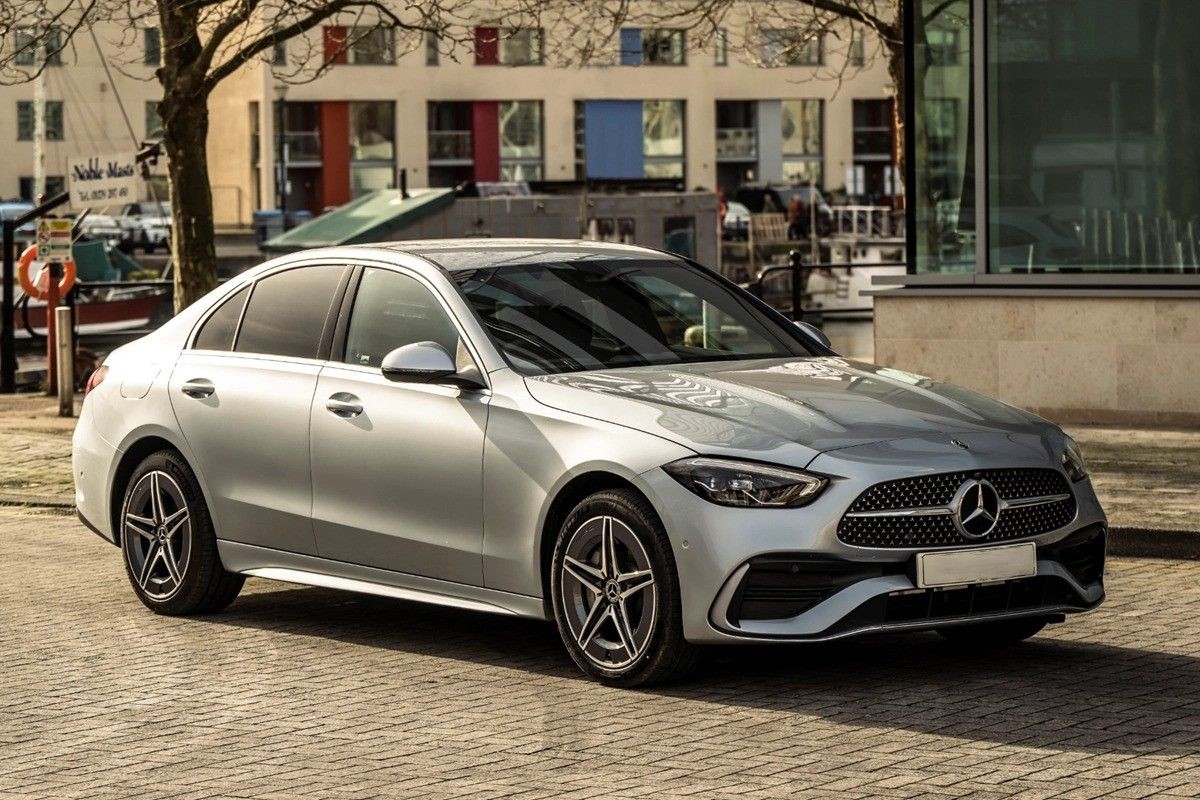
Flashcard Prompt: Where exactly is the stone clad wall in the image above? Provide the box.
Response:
[873,295,1200,426]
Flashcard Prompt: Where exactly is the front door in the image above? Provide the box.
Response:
[310,266,489,585]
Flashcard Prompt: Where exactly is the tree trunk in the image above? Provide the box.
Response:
[161,96,218,312]
[886,37,906,204]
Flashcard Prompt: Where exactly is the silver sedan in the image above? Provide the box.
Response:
[73,240,1106,686]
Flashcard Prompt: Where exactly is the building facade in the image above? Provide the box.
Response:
[1,15,897,225]
[873,0,1200,424]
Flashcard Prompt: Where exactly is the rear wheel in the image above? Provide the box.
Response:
[937,617,1048,646]
[550,489,700,688]
[120,450,243,615]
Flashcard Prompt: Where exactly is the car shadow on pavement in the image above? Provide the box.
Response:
[208,584,1200,757]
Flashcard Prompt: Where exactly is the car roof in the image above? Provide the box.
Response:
[342,238,681,272]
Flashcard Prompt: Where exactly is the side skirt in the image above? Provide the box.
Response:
[217,540,548,620]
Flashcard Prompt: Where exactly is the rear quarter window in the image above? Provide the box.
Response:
[193,285,249,351]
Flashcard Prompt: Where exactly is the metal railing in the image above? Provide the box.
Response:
[428,130,473,161]
[715,128,757,159]
[829,205,905,239]
[747,252,907,323]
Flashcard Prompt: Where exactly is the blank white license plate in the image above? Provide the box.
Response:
[915,543,1037,589]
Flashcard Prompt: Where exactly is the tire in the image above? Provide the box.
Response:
[119,450,243,615]
[550,489,701,688]
[937,617,1048,646]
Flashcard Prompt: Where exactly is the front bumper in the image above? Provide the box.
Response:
[638,440,1108,645]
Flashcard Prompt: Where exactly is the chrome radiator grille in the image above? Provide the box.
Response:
[837,468,1076,548]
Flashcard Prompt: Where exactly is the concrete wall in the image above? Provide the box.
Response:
[873,294,1200,426]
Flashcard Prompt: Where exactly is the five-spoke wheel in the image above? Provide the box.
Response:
[120,450,244,615]
[551,489,700,687]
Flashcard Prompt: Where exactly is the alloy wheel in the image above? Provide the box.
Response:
[123,470,192,601]
[560,515,658,670]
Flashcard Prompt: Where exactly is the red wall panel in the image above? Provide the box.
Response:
[319,101,351,208]
[474,27,498,65]
[471,101,500,182]
[323,27,348,65]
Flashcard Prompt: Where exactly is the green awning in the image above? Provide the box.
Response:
[261,188,455,253]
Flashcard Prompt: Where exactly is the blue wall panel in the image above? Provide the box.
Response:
[619,29,643,65]
[584,101,644,179]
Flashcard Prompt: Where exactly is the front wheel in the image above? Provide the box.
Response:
[120,450,243,615]
[937,617,1048,646]
[550,489,700,688]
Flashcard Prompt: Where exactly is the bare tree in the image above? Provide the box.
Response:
[0,1,544,309]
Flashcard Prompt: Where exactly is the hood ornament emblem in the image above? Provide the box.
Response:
[951,438,969,450]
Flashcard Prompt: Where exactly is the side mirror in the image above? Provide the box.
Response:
[381,342,457,383]
[380,342,486,391]
[794,320,832,350]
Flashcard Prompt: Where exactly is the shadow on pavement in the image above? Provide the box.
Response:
[207,584,1200,757]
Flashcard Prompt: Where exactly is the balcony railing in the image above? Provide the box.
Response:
[279,131,322,163]
[428,130,473,161]
[716,128,757,159]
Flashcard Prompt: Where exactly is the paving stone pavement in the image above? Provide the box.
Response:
[3,507,1200,799]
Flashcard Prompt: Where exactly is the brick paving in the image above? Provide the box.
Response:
[3,506,1200,799]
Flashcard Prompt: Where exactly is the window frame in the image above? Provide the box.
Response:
[17,100,64,141]
[187,264,353,363]
[330,263,489,385]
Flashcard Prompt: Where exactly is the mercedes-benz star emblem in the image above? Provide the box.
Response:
[951,438,969,450]
[952,479,1001,539]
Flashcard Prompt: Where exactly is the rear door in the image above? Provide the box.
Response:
[169,264,349,554]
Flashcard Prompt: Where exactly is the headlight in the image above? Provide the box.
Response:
[1062,436,1088,482]
[663,457,827,508]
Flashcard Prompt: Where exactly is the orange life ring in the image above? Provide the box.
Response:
[17,244,76,301]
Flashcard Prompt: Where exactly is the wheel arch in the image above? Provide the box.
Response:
[108,433,195,546]
[538,470,657,618]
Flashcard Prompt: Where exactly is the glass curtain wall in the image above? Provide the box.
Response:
[912,0,1200,274]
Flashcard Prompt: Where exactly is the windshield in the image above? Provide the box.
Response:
[452,257,814,375]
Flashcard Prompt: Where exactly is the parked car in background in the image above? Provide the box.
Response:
[0,200,36,241]
[722,201,751,240]
[118,201,171,253]
[76,213,125,247]
[74,240,1107,688]
[734,183,834,236]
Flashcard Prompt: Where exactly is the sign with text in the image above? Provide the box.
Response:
[36,218,73,263]
[68,152,139,209]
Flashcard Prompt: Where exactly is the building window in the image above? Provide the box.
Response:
[18,175,65,201]
[499,100,543,181]
[715,100,757,160]
[643,29,686,65]
[781,99,822,184]
[643,99,685,178]
[145,100,163,139]
[760,29,823,67]
[425,31,439,65]
[849,27,865,66]
[326,26,395,65]
[271,40,287,66]
[14,26,63,66]
[714,29,728,66]
[143,27,161,66]
[350,101,395,196]
[476,27,542,66]
[926,27,959,66]
[16,100,64,141]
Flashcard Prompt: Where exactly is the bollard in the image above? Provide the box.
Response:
[55,306,73,418]
[45,262,61,396]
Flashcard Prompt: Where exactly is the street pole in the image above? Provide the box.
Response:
[55,306,72,416]
[274,84,288,225]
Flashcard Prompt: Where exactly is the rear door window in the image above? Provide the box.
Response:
[193,285,249,351]
[235,265,345,359]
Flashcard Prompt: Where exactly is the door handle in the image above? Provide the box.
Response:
[325,393,363,418]
[181,379,215,398]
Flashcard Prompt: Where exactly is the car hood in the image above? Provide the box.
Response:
[524,357,1055,468]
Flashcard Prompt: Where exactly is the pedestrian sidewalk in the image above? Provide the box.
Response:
[0,395,1196,553]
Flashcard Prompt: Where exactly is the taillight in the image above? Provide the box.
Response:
[85,365,109,395]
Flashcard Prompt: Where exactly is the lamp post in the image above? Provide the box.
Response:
[274,83,288,221]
